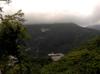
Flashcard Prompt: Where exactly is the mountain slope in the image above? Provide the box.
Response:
[87,24,100,30]
[41,36,100,74]
[25,23,100,57]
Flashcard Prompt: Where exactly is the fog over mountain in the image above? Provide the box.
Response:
[2,0,100,26]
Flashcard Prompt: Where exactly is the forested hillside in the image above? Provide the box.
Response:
[25,23,100,57]
[1,0,100,74]
[41,36,100,74]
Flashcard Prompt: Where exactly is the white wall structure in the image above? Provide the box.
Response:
[48,53,64,61]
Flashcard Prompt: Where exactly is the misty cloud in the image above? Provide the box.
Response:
[2,0,100,27]
[25,5,100,27]
[23,2,100,27]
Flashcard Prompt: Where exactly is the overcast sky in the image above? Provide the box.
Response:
[1,0,100,26]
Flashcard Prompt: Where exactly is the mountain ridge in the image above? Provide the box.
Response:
[24,23,100,57]
[87,24,100,30]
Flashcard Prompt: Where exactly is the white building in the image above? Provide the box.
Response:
[48,53,64,61]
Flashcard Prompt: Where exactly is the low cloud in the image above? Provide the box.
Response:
[2,0,100,27]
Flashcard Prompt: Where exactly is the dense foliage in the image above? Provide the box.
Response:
[25,24,100,57]
[0,15,100,73]
[0,10,31,74]
[41,36,100,74]
[0,1,100,73]
[0,9,52,74]
[0,13,100,73]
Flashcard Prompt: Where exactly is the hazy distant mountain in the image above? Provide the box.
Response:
[25,23,100,57]
[87,24,100,30]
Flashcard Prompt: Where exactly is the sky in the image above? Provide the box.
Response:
[1,0,100,26]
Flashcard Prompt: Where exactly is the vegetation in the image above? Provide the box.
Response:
[0,1,100,74]
[0,13,100,74]
[0,8,51,74]
[41,36,100,74]
[25,23,100,57]
[0,1,34,73]
[0,13,100,73]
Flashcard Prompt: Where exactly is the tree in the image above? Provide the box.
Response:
[0,10,26,56]
[0,1,34,74]
[0,6,30,74]
[41,36,100,74]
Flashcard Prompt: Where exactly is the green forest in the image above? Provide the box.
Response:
[1,0,100,74]
[0,10,100,74]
